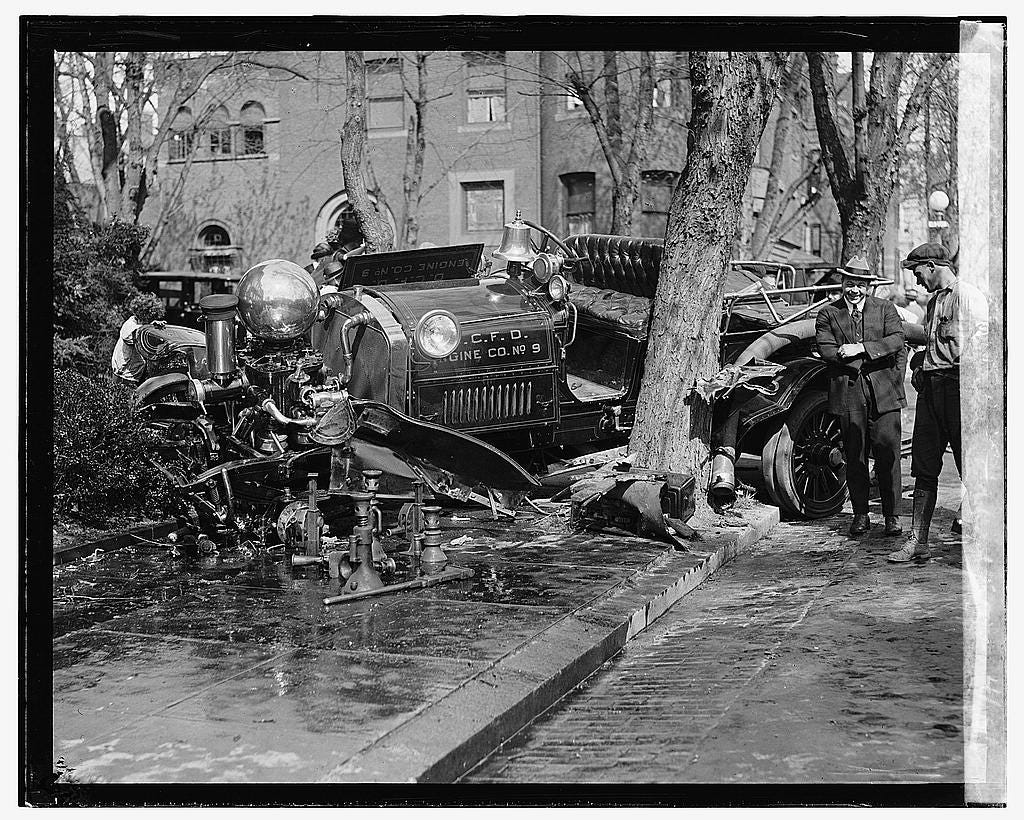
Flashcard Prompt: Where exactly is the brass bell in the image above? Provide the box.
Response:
[492,210,537,263]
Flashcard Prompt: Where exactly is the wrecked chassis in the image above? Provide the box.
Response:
[134,263,542,602]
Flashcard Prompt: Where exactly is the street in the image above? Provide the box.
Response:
[465,451,964,784]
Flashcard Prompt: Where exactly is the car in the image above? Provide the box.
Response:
[133,211,921,550]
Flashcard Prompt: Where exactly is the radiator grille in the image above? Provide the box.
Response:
[441,381,533,426]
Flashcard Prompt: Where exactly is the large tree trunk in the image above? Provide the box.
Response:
[341,52,394,253]
[629,51,788,483]
[807,50,951,265]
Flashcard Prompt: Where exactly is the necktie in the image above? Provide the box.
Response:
[851,308,862,342]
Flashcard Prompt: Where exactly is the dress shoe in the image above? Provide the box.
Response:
[887,535,929,563]
[849,514,871,536]
[883,516,903,536]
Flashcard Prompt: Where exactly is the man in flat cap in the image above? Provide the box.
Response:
[888,242,988,563]
[816,255,907,537]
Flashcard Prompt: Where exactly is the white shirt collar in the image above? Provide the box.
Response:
[845,296,866,312]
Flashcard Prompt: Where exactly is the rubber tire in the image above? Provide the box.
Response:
[767,389,848,519]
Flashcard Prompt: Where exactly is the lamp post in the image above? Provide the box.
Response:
[927,189,950,243]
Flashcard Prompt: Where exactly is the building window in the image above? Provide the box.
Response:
[208,105,232,156]
[369,96,404,130]
[462,181,505,232]
[465,50,507,124]
[653,78,673,108]
[463,50,505,66]
[240,101,266,155]
[639,170,679,238]
[168,106,195,161]
[366,54,399,74]
[561,172,595,236]
[810,224,822,256]
[467,89,506,123]
[189,224,240,274]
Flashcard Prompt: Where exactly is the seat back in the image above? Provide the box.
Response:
[562,234,664,298]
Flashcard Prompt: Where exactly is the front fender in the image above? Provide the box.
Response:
[735,356,827,440]
[134,372,192,408]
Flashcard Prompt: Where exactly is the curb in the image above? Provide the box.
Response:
[323,503,780,782]
[52,520,178,566]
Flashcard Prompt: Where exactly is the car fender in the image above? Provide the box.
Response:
[134,372,193,407]
[735,356,827,440]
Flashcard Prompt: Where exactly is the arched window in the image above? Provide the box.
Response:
[198,224,231,247]
[168,106,195,161]
[314,192,397,250]
[240,101,266,155]
[189,223,240,274]
[208,105,232,156]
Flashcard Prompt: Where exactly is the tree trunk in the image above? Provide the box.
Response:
[341,51,394,253]
[629,51,788,483]
[808,50,950,266]
[118,52,148,223]
[751,53,805,258]
[399,52,427,249]
[92,52,124,220]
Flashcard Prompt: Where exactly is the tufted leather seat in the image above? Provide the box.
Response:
[561,234,664,336]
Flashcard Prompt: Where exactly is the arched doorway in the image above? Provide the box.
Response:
[314,192,397,248]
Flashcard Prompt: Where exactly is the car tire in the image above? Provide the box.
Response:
[763,389,848,518]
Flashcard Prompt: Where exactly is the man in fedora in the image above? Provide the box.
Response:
[815,255,907,537]
[887,242,988,563]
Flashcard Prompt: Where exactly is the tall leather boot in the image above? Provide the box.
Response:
[887,487,937,563]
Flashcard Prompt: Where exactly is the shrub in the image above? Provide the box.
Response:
[53,368,175,522]
[53,164,157,376]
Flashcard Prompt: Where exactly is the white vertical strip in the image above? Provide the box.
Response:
[959,21,1005,805]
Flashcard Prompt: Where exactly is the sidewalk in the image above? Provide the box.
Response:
[52,502,778,784]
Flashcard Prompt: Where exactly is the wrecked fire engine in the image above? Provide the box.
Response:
[132,210,922,600]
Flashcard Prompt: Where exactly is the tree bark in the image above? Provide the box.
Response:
[807,50,951,265]
[341,51,394,253]
[118,52,147,223]
[567,51,656,235]
[629,51,788,482]
[750,53,806,258]
[399,52,428,249]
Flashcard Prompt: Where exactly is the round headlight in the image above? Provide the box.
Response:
[236,259,320,343]
[547,274,570,303]
[531,252,562,284]
[415,310,461,358]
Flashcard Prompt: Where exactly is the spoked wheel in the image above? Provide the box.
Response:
[760,389,848,518]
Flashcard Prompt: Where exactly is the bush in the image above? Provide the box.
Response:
[53,164,158,376]
[53,368,175,521]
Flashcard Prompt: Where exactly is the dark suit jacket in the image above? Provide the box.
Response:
[815,295,907,415]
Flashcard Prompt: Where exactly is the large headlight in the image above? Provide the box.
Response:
[531,252,564,284]
[236,259,320,343]
[415,310,461,358]
[547,274,570,303]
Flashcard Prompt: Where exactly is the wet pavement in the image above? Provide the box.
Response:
[464,451,965,784]
[52,504,776,783]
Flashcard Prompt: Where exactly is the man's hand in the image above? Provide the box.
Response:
[838,343,865,359]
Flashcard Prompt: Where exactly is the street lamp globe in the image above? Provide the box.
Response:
[928,190,950,212]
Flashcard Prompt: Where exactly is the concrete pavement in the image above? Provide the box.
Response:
[52,500,778,784]
[465,451,965,784]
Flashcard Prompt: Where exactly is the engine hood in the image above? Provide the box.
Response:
[363,277,557,375]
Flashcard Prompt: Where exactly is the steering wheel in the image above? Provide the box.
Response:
[522,219,584,262]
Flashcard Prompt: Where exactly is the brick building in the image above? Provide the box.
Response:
[142,50,842,275]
